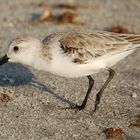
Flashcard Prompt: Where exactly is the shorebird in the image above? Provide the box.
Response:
[0,30,139,111]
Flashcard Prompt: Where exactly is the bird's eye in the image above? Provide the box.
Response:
[13,46,19,52]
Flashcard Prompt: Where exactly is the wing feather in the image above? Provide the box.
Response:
[42,30,140,64]
[59,31,134,64]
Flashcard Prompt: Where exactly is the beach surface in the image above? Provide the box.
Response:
[0,0,140,139]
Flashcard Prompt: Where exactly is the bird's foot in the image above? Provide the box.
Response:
[69,104,85,110]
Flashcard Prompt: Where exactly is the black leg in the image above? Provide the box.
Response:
[71,75,94,110]
[93,68,115,112]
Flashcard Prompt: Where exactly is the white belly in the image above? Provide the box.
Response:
[43,49,134,78]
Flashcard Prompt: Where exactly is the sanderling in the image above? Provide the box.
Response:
[0,30,140,112]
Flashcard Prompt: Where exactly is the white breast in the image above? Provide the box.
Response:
[33,45,134,78]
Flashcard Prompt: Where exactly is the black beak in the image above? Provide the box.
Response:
[0,55,9,65]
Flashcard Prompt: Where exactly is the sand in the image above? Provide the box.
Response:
[0,0,140,139]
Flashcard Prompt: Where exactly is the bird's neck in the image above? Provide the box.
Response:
[32,55,51,72]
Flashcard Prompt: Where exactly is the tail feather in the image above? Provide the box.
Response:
[126,46,140,52]
[119,34,140,50]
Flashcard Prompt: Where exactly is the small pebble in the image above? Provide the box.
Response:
[0,94,11,102]
[104,127,125,140]
[132,93,137,98]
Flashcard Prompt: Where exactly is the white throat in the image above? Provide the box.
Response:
[32,55,51,72]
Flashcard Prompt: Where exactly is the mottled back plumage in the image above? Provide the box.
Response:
[42,30,140,64]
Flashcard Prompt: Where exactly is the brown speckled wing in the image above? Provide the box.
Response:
[59,31,133,64]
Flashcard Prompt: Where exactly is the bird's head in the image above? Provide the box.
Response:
[0,37,42,66]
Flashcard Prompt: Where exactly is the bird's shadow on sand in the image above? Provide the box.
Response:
[0,63,75,106]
